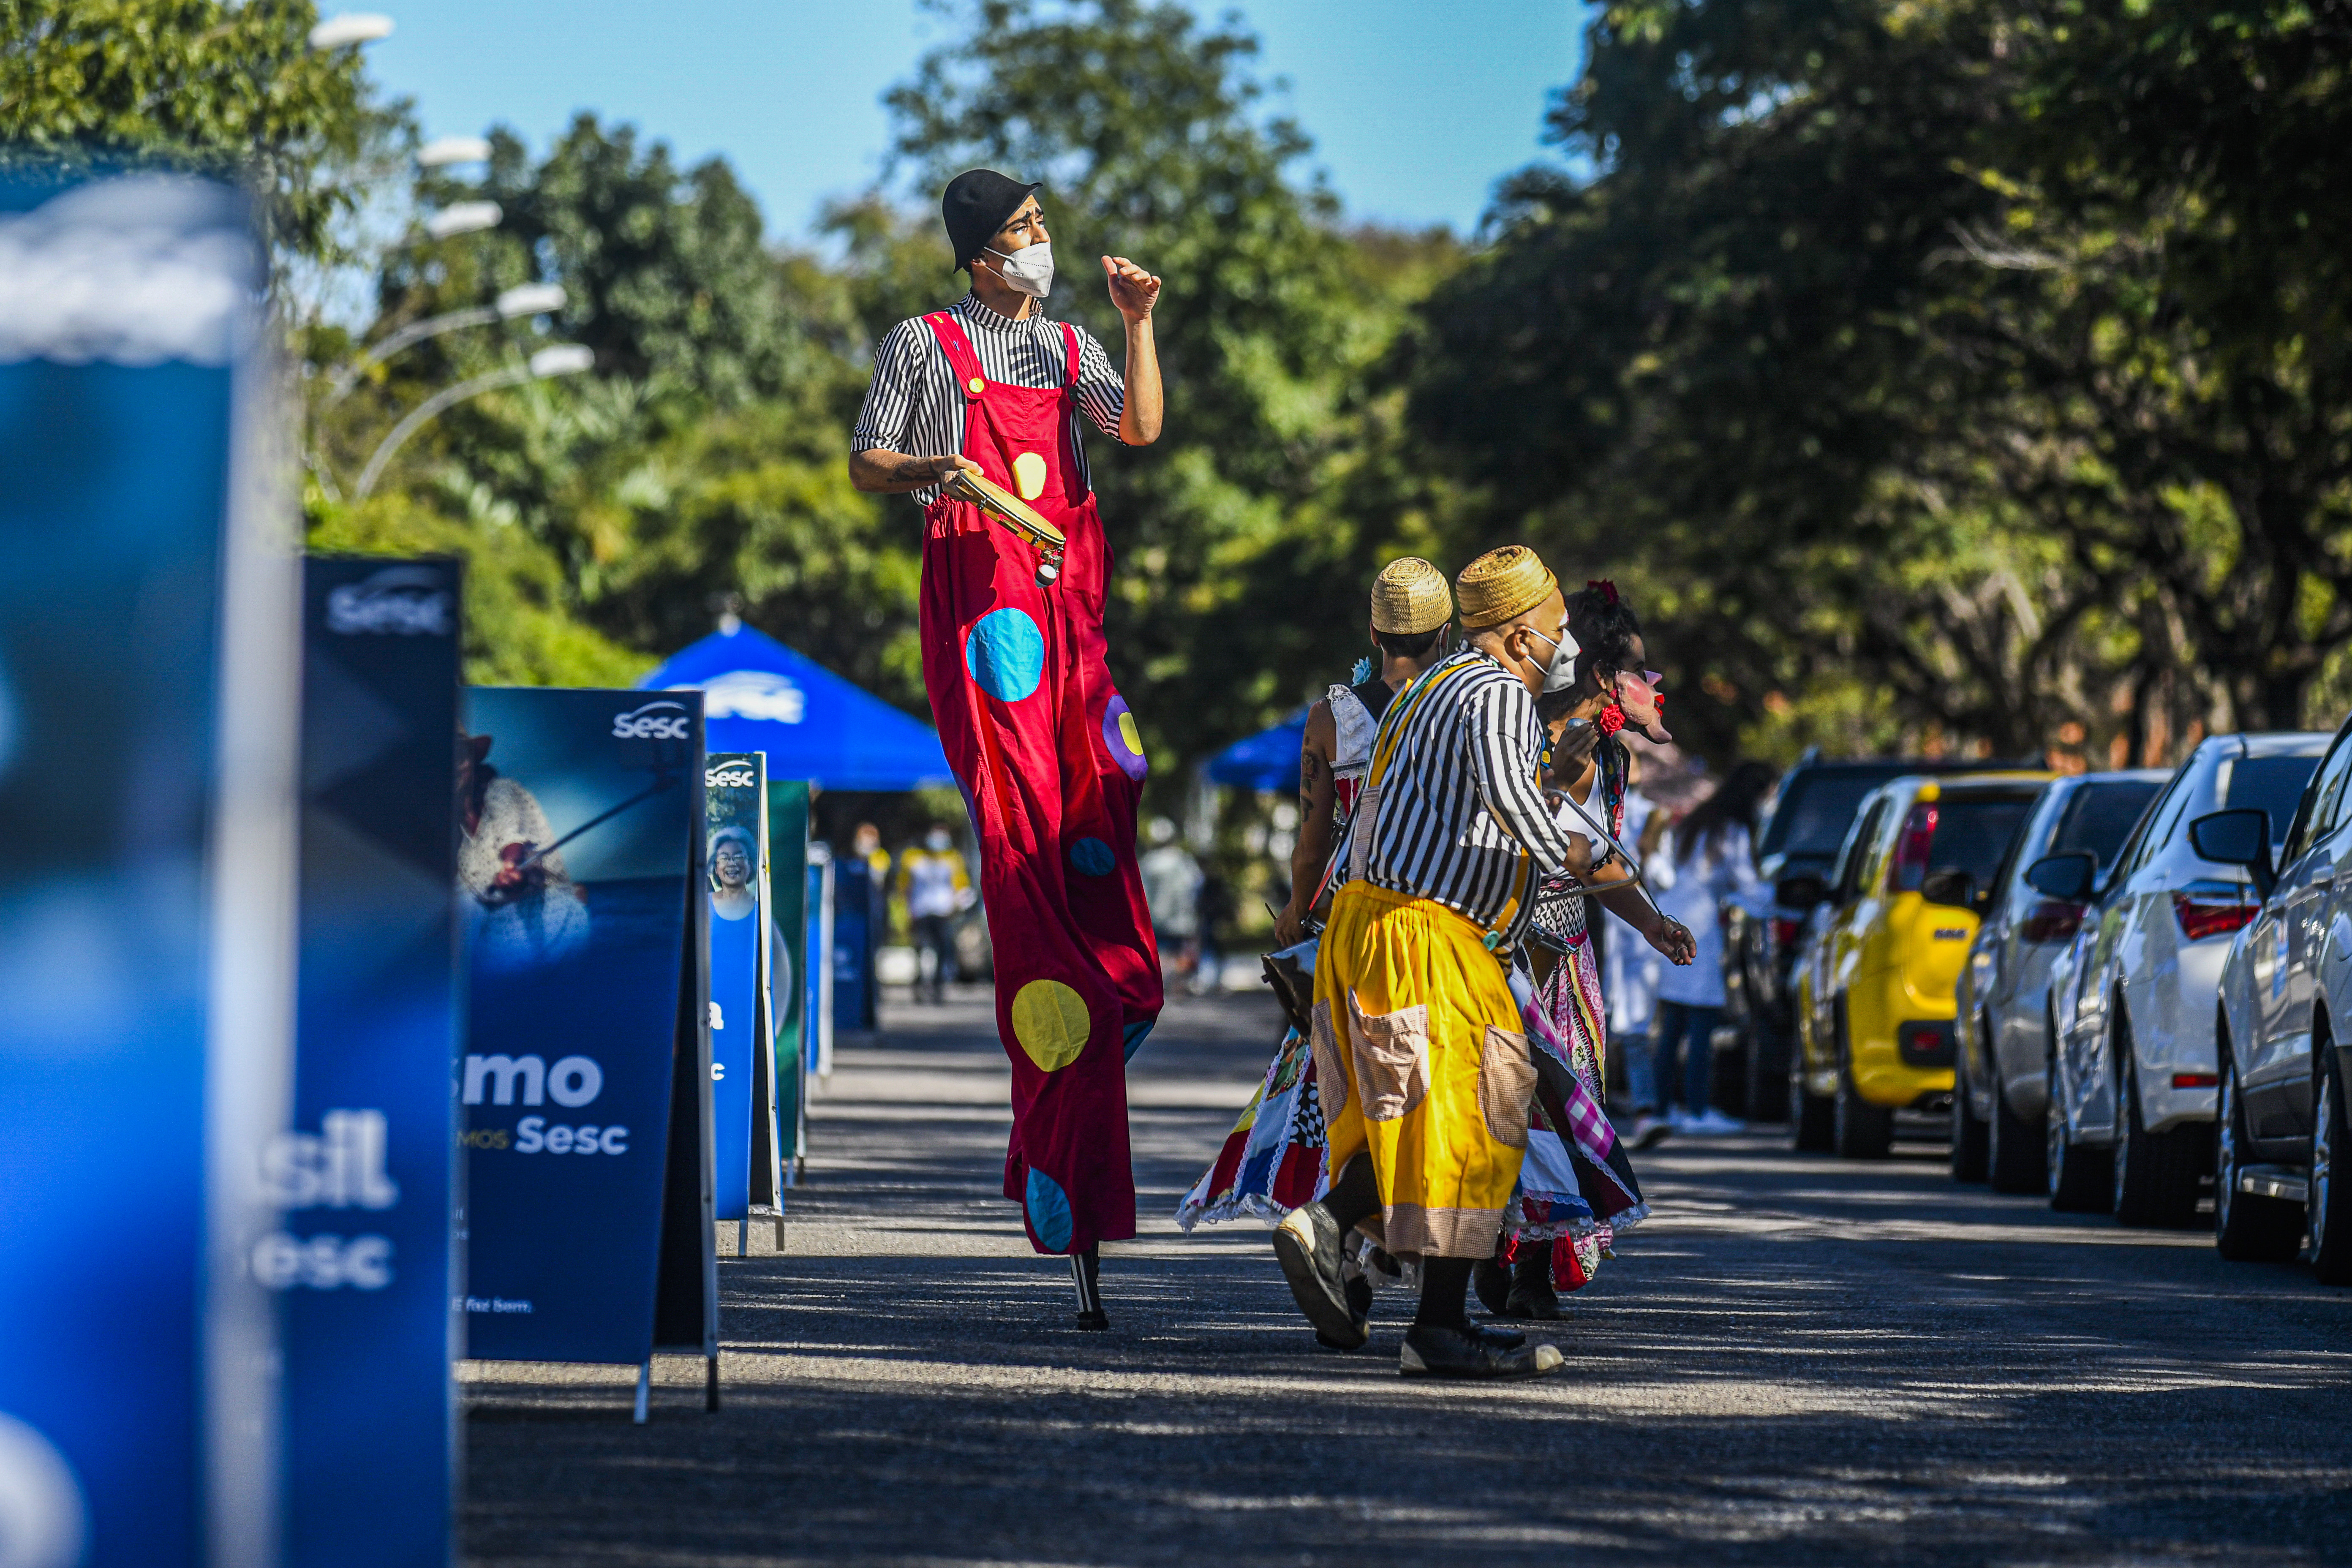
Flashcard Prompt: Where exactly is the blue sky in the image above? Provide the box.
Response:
[362,2,1590,244]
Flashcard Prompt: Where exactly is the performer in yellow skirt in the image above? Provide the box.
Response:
[1276,544,1654,1380]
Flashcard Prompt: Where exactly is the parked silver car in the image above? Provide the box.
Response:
[2205,710,2352,1278]
[2040,733,2328,1222]
[1953,770,2167,1192]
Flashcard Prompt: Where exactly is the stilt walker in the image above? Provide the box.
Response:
[850,170,1168,1328]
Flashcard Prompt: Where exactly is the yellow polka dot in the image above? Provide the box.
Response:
[1010,979,1091,1073]
[1118,711,1143,754]
[966,376,986,395]
[1012,450,1048,500]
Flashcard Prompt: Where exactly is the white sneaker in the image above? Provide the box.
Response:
[1665,1108,1698,1132]
[1686,1108,1746,1135]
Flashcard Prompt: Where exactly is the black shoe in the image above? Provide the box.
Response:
[1075,1307,1108,1331]
[1399,1323,1563,1380]
[1470,1321,1527,1350]
[1274,1203,1363,1348]
[1314,1273,1375,1351]
[1505,1250,1562,1320]
[1472,1256,1512,1317]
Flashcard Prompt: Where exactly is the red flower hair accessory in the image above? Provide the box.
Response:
[1586,579,1619,606]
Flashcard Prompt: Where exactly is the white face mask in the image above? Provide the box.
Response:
[1528,623,1582,694]
[985,240,1055,299]
[926,830,952,851]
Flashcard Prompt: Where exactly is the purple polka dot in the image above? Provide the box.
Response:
[1102,695,1148,782]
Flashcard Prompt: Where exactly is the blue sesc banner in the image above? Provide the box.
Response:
[0,176,298,1568]
[459,689,704,1364]
[705,752,767,1223]
[282,557,462,1567]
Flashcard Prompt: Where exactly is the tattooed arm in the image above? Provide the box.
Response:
[1274,698,1339,948]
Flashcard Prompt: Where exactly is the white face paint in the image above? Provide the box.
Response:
[985,240,1055,299]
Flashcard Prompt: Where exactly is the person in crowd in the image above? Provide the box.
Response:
[897,826,974,1006]
[1137,818,1202,980]
[851,822,891,890]
[1650,761,1778,1132]
[1272,557,1455,949]
[1274,546,1693,1380]
[849,169,1166,1327]
[1192,868,1234,995]
[1483,580,1691,1319]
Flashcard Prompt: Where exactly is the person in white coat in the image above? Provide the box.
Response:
[1651,762,1777,1132]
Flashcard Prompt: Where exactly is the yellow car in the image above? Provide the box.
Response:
[1789,772,2052,1157]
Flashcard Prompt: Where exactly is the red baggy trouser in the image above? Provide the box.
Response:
[915,311,1162,1255]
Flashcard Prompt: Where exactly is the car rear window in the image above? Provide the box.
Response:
[1929,797,2038,885]
[2049,780,2162,874]
[2222,754,2322,844]
[1763,770,1904,857]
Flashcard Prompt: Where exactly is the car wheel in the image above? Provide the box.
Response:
[1745,1019,1791,1125]
[2045,1048,2113,1212]
[2214,1028,2301,1261]
[1712,1022,1749,1119]
[1951,1014,1991,1182]
[1832,1002,1894,1159]
[1986,1043,2047,1194]
[2309,1047,2352,1285]
[1791,1057,1835,1152]
[2110,1022,2201,1228]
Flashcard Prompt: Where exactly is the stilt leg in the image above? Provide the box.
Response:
[705,1354,720,1413]
[632,1360,650,1425]
[1070,1244,1107,1331]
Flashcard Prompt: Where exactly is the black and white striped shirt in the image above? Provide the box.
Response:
[852,294,1127,506]
[1362,649,1582,945]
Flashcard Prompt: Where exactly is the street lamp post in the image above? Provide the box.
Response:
[327,283,567,403]
[352,345,596,500]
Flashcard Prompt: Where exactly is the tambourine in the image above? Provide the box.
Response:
[944,468,1068,587]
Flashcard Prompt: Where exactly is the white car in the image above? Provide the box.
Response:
[2040,732,2328,1223]
[2207,710,2352,1277]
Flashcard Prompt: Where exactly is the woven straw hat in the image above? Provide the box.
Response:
[1369,556,1452,636]
[1454,545,1557,630]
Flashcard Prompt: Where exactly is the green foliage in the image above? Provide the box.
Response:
[1411,0,2352,764]
[0,0,388,264]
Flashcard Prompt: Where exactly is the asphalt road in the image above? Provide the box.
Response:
[463,987,2352,1567]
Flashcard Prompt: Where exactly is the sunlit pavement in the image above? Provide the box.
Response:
[463,987,2352,1566]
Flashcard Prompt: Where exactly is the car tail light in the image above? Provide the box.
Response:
[2017,899,2084,944]
[1897,1019,1957,1066]
[1891,803,1937,892]
[2172,1072,2219,1089]
[2172,892,2256,942]
[1770,917,1803,950]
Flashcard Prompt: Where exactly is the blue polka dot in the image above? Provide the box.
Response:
[966,607,1045,703]
[1024,1167,1074,1253]
[1069,836,1116,877]
[1122,1019,1154,1062]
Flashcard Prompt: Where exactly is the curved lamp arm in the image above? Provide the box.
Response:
[327,283,566,404]
[352,344,593,499]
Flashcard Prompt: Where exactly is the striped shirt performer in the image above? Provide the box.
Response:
[1274,546,1600,1381]
[850,169,1166,1330]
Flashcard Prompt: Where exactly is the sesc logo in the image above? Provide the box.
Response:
[326,565,452,636]
[696,670,805,724]
[706,765,755,790]
[611,700,691,740]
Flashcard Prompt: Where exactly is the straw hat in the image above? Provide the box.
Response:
[1369,556,1452,636]
[1454,545,1557,630]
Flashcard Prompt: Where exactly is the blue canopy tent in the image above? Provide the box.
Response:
[640,622,953,791]
[1204,710,1307,791]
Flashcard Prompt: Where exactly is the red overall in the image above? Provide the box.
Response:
[916,311,1162,1256]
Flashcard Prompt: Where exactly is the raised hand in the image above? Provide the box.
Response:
[1102,255,1161,322]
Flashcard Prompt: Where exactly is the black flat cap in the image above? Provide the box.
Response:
[942,169,1042,273]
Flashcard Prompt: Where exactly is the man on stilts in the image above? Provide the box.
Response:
[851,170,1165,1329]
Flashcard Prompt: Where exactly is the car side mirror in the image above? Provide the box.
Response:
[2189,808,2276,899]
[1775,873,1829,910]
[2024,852,2095,903]
[1920,868,1976,909]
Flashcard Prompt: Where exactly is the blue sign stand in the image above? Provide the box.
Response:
[458,689,717,1419]
[283,558,463,1565]
[0,177,298,1568]
[705,752,779,1241]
